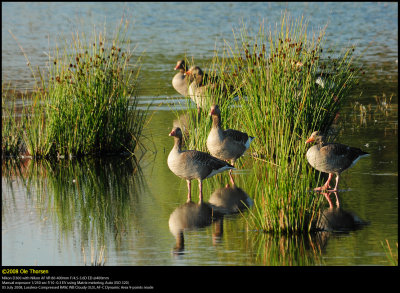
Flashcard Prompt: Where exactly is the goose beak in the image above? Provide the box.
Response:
[169,130,175,136]
[184,70,191,76]
[174,65,179,70]
[305,137,315,144]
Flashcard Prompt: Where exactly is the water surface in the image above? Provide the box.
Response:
[2,2,398,266]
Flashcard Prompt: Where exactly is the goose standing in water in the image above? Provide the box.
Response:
[306,131,369,192]
[168,127,234,202]
[207,105,255,178]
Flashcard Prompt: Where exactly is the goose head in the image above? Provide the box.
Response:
[174,60,187,72]
[185,66,204,79]
[209,104,221,116]
[169,127,183,138]
[306,131,325,144]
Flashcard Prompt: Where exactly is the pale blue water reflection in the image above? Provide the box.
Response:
[2,2,398,92]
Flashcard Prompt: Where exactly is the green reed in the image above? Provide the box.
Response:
[381,239,398,266]
[5,19,147,159]
[180,15,361,233]
[2,85,26,158]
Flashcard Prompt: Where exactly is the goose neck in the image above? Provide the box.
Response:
[212,114,222,129]
[174,136,183,151]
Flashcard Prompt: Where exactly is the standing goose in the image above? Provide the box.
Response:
[306,131,369,192]
[172,60,193,97]
[206,105,255,176]
[168,127,234,202]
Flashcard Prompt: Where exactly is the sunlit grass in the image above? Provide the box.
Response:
[179,14,361,234]
[381,239,398,266]
[3,18,148,159]
[1,85,26,157]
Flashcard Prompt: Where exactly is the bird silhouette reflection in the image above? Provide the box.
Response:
[168,178,252,254]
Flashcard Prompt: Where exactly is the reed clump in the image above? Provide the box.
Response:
[3,19,147,159]
[2,85,26,158]
[181,15,361,234]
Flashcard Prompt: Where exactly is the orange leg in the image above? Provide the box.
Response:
[314,173,333,191]
[198,179,203,203]
[332,174,340,192]
[186,180,192,202]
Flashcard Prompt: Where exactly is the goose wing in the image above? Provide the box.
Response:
[320,143,368,171]
[224,129,250,144]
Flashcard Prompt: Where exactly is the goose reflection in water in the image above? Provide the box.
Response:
[168,201,214,253]
[208,176,253,215]
[208,178,253,246]
[313,192,369,253]
[168,178,252,254]
[315,192,368,233]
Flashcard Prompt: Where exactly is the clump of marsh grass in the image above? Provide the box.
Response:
[225,16,360,159]
[7,19,147,159]
[1,85,29,158]
[180,15,361,234]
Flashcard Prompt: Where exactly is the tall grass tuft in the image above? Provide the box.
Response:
[224,16,360,158]
[6,19,147,159]
[2,85,26,158]
[180,15,361,233]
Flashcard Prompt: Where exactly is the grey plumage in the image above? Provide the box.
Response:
[172,60,193,97]
[185,65,220,109]
[207,104,255,166]
[168,127,234,202]
[306,131,369,191]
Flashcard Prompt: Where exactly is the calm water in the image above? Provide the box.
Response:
[2,2,398,266]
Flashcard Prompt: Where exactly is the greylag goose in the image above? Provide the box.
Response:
[206,105,255,174]
[172,59,194,97]
[168,127,234,202]
[185,65,234,115]
[185,66,217,108]
[306,131,369,192]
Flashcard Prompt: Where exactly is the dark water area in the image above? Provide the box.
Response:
[2,2,398,266]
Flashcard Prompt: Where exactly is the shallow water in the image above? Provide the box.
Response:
[2,98,397,266]
[1,2,398,266]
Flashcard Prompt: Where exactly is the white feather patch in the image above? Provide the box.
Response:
[245,137,255,150]
[349,153,370,169]
[206,166,235,179]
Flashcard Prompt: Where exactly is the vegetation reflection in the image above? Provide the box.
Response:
[3,156,145,265]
